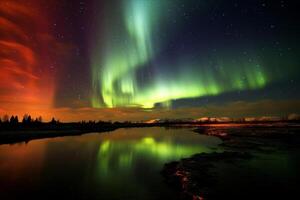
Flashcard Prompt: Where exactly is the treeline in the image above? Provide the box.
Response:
[0,114,62,132]
[0,114,59,125]
[0,114,156,133]
[0,115,122,144]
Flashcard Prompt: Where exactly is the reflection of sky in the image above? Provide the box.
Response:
[0,140,47,197]
[0,129,298,199]
[0,128,221,200]
[94,127,221,196]
[98,137,209,172]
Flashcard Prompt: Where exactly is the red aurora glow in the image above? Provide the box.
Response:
[0,0,60,117]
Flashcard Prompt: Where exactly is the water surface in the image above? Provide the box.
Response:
[0,127,221,200]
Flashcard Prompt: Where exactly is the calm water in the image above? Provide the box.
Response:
[0,127,221,200]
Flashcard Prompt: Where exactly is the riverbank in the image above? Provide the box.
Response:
[1,121,299,145]
[0,122,160,145]
[0,127,118,145]
[162,124,300,199]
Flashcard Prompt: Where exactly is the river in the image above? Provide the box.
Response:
[0,127,221,200]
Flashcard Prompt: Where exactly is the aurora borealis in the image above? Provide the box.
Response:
[0,1,56,115]
[91,0,160,108]
[1,0,300,121]
[90,0,269,108]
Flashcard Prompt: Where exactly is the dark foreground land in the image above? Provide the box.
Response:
[162,123,300,200]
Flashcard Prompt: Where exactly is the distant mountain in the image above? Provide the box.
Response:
[145,113,300,124]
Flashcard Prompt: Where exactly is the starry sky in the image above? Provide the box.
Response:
[0,0,300,121]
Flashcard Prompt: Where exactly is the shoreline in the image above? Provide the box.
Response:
[0,127,118,145]
[1,123,300,199]
[0,122,158,145]
[161,124,300,199]
[1,122,299,145]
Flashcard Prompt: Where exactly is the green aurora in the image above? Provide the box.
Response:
[90,0,296,109]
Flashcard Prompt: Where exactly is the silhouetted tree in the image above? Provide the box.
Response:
[22,114,32,124]
[34,116,42,124]
[10,116,15,123]
[15,116,19,123]
[50,117,57,125]
[9,115,15,124]
[9,116,19,124]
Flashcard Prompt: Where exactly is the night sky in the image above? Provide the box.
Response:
[0,0,300,121]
